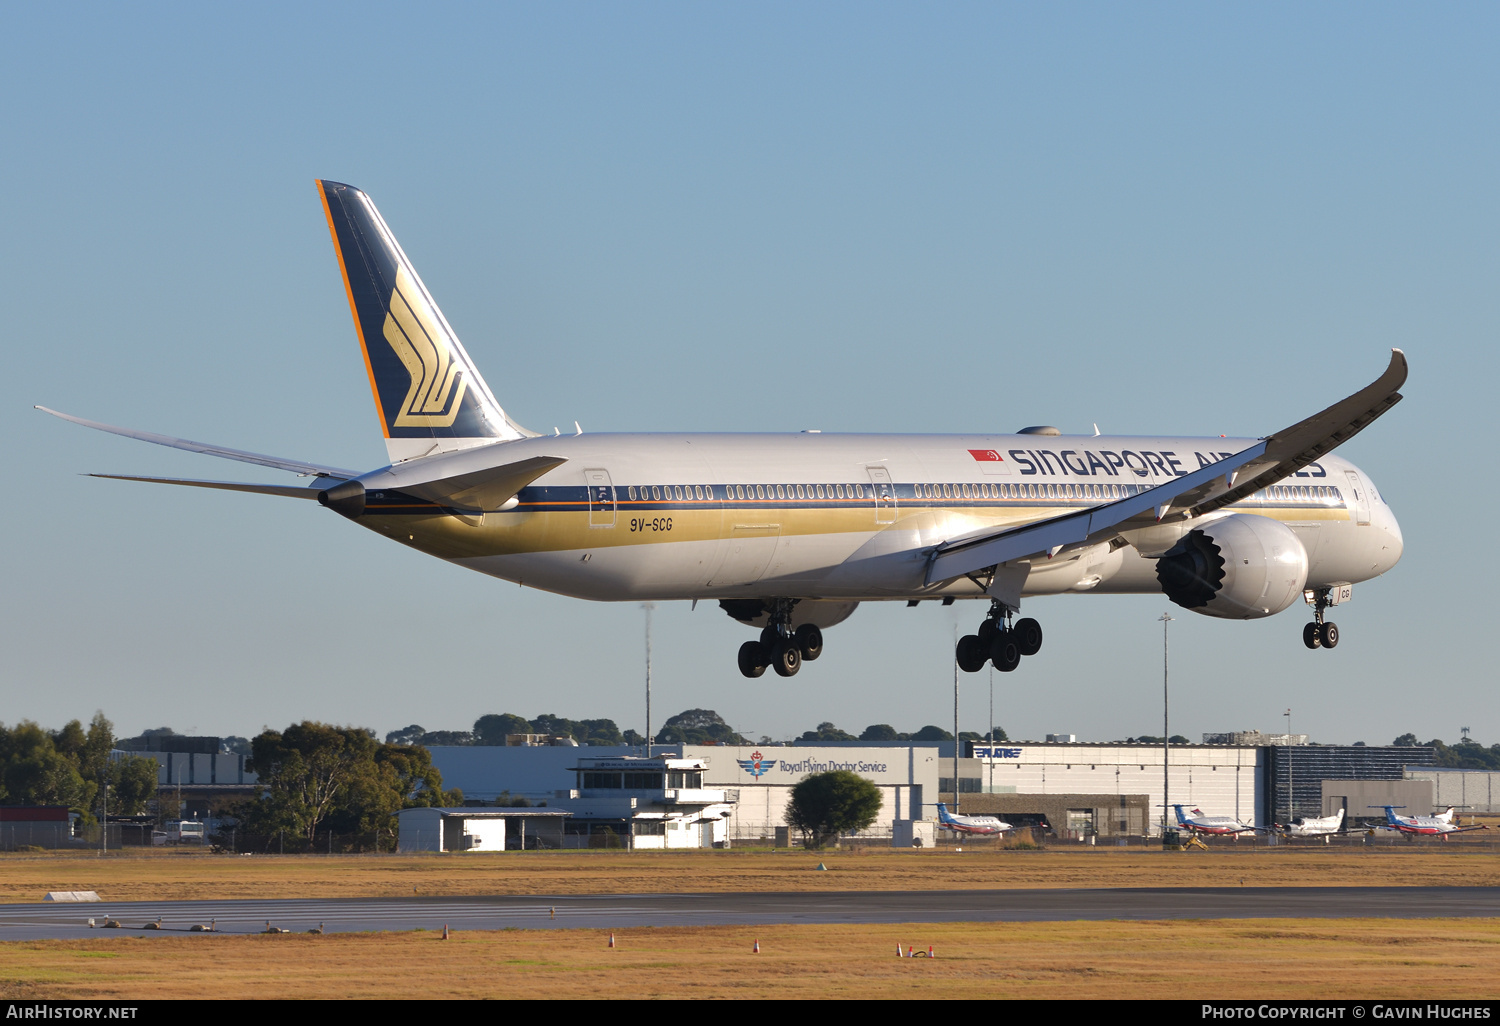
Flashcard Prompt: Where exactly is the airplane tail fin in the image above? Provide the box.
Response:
[316,180,534,463]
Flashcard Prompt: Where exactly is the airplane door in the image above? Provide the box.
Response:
[1343,470,1370,526]
[585,469,616,527]
[867,466,897,525]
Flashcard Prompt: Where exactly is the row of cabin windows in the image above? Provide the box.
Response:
[919,481,1149,501]
[1255,484,1343,505]
[619,481,1345,506]
[580,770,705,789]
[627,484,868,502]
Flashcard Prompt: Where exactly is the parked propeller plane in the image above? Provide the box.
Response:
[1173,805,1262,839]
[1374,806,1490,840]
[936,803,1014,836]
[40,181,1407,678]
[1275,808,1345,840]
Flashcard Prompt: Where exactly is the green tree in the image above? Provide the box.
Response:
[108,756,160,816]
[785,770,883,849]
[245,722,459,851]
[910,725,953,742]
[655,709,748,745]
[1392,733,1420,747]
[859,724,905,741]
[0,721,94,811]
[247,723,380,846]
[80,713,115,783]
[473,713,533,745]
[385,724,428,746]
[577,718,623,746]
[795,722,858,744]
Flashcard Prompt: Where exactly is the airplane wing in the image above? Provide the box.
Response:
[925,349,1407,586]
[86,474,325,499]
[393,455,569,512]
[37,407,360,480]
[317,452,570,519]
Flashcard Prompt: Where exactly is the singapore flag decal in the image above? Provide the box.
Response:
[967,449,1003,462]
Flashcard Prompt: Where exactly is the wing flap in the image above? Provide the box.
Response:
[925,349,1406,585]
[37,407,359,480]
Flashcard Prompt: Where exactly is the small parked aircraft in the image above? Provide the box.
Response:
[1274,808,1344,840]
[1172,804,1261,838]
[1373,806,1489,840]
[935,803,1013,836]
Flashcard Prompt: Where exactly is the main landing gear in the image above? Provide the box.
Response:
[738,599,823,678]
[1303,587,1339,650]
[956,603,1043,673]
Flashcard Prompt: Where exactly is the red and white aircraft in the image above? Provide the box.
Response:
[1173,805,1261,838]
[1375,806,1489,839]
[936,803,1013,836]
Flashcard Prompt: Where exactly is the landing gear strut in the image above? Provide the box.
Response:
[957,602,1043,673]
[1303,588,1339,650]
[736,599,825,678]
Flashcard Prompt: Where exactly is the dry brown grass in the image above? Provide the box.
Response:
[2,844,1497,904]
[2,918,1497,1000]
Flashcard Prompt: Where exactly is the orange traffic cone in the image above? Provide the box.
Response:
[928,945,934,958]
[896,943,903,958]
[753,939,760,953]
[906,945,913,958]
[608,932,616,948]
[442,924,449,940]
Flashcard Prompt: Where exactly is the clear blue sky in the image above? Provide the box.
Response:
[3,3,1495,746]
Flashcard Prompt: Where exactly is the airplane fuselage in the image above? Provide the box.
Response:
[355,432,1402,608]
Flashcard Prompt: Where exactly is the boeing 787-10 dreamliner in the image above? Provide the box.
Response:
[40,181,1406,679]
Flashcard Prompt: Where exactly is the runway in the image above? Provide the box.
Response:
[1,887,1496,940]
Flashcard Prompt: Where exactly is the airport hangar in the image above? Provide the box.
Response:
[422,737,1439,845]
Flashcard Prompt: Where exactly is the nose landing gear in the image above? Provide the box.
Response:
[1303,588,1339,650]
[957,603,1043,673]
[736,600,824,678]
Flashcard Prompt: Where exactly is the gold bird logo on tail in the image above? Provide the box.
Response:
[383,265,468,427]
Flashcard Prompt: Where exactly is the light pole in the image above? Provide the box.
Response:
[1160,611,1174,838]
[642,603,655,758]
[988,665,995,795]
[952,624,960,815]
[1284,707,1293,826]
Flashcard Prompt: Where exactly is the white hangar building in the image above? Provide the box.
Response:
[427,743,940,843]
[967,742,1260,835]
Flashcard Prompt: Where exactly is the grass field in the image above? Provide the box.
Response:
[2,918,1497,1000]
[1,844,1497,904]
[5,846,1495,1000]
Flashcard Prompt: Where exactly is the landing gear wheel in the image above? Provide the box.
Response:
[1303,622,1322,650]
[1319,622,1339,649]
[956,635,986,673]
[771,639,802,677]
[1013,618,1043,657]
[794,623,823,661]
[738,641,769,678]
[989,632,1021,673]
[977,618,999,646]
[760,624,780,648]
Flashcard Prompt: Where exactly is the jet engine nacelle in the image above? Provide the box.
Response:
[1155,514,1309,619]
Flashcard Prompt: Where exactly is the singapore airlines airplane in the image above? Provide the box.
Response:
[39,181,1407,680]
